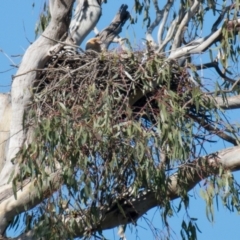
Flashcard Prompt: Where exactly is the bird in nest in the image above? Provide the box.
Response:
[85,37,102,53]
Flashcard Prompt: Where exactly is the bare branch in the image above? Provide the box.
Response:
[69,0,102,46]
[215,95,240,110]
[169,18,240,59]
[0,171,62,233]
[96,4,130,51]
[93,26,129,51]
[195,61,236,84]
[145,0,161,46]
[189,114,239,146]
[171,0,200,51]
[211,4,235,32]
[156,0,174,46]
[158,4,184,52]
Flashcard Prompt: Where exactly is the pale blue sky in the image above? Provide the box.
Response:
[0,1,240,239]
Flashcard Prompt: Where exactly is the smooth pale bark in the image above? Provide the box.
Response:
[216,95,240,110]
[69,0,102,46]
[0,0,75,186]
[0,146,239,239]
[0,1,126,237]
[169,19,240,59]
[0,94,11,173]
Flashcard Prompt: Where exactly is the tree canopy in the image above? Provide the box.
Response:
[0,0,240,239]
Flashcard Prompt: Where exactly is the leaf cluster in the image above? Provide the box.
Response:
[13,48,223,237]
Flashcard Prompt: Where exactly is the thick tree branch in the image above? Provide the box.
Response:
[0,0,75,186]
[145,0,174,47]
[158,3,184,53]
[215,95,240,110]
[0,171,62,234]
[2,2,240,239]
[195,61,236,84]
[69,0,102,46]
[3,146,240,239]
[96,4,130,51]
[171,0,200,51]
[169,19,240,59]
[75,146,240,236]
[189,114,239,146]
[211,4,235,33]
[156,0,174,46]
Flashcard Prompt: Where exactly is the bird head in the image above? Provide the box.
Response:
[85,37,102,53]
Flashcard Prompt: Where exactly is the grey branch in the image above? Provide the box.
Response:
[145,0,163,46]
[171,0,200,51]
[195,61,236,84]
[69,0,102,46]
[215,95,240,110]
[169,18,240,59]
[211,3,235,33]
[189,114,239,146]
[156,0,174,46]
[96,4,130,51]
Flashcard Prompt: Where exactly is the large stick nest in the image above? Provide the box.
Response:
[33,48,197,123]
[18,49,216,212]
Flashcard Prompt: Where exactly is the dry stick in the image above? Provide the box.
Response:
[36,59,98,96]
[41,34,84,51]
[12,65,76,79]
[12,69,49,79]
[206,79,240,96]
[211,3,236,33]
[189,114,238,146]
[194,61,237,84]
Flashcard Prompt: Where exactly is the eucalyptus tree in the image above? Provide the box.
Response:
[1,0,240,239]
